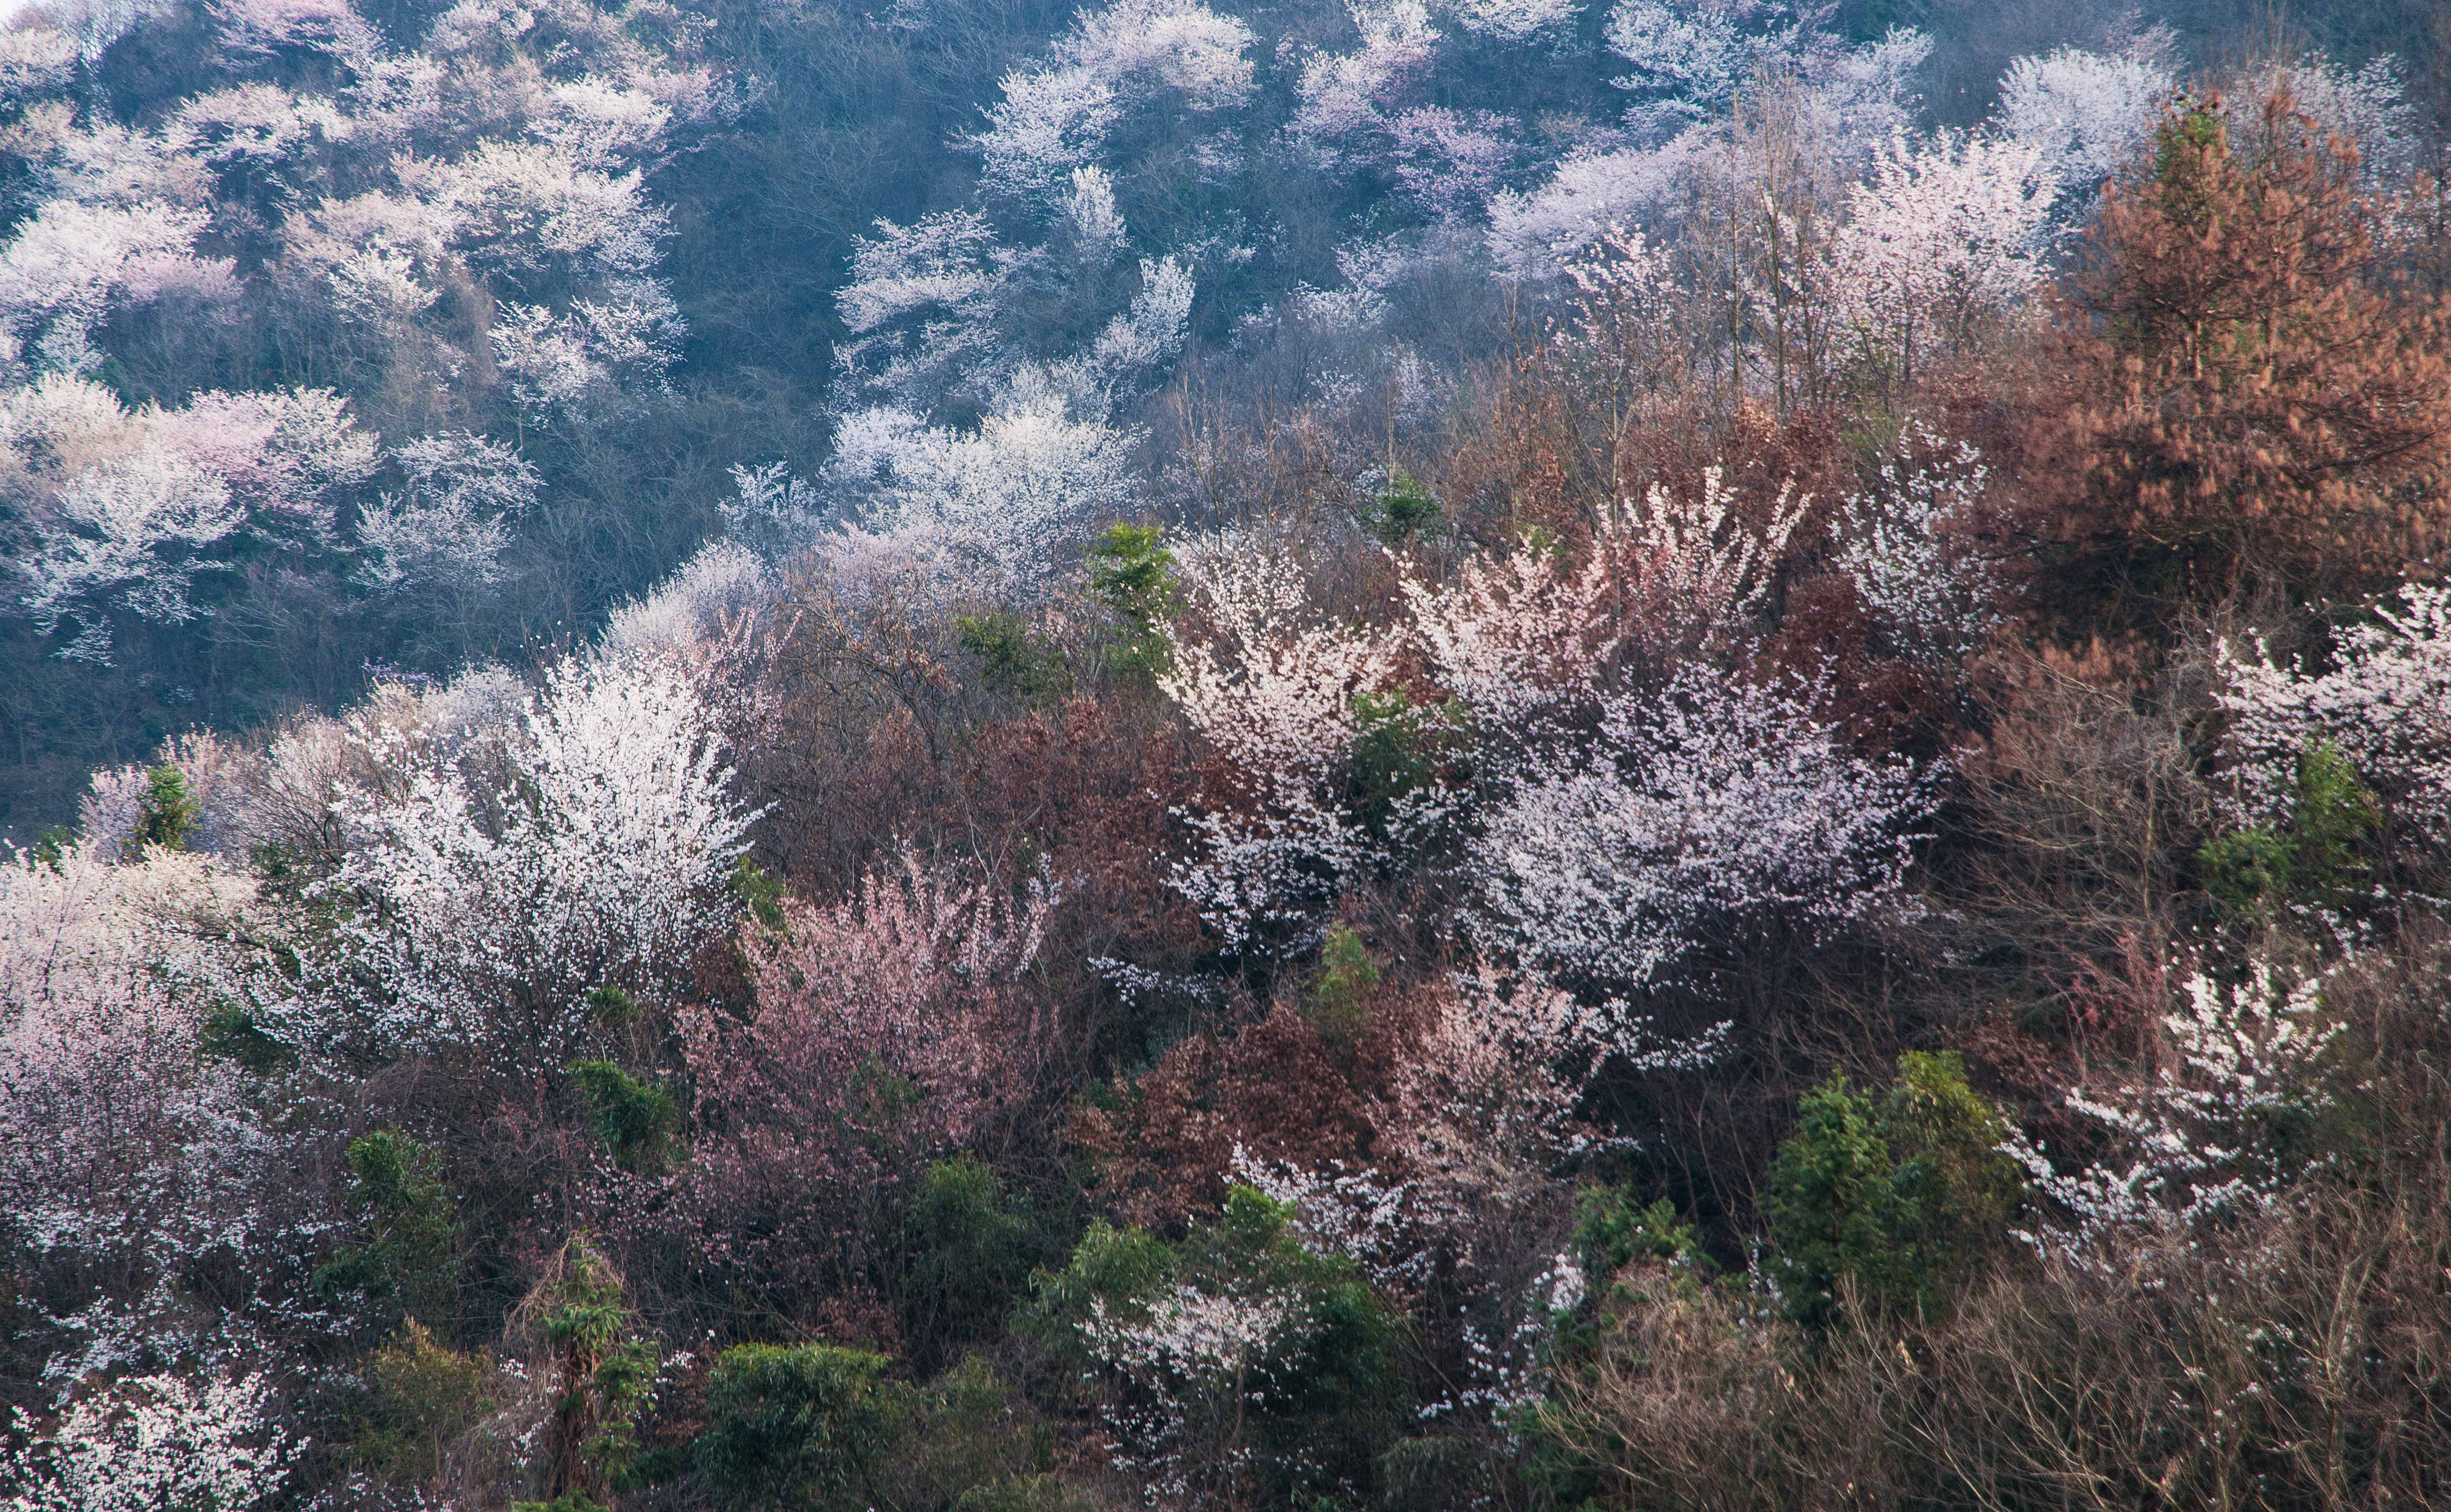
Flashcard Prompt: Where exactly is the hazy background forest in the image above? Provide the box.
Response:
[4,0,2451,1507]
[0,0,2441,835]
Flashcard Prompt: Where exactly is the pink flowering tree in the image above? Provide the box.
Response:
[677,847,1051,1305]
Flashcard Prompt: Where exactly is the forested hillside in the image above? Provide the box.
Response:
[3,0,2451,1506]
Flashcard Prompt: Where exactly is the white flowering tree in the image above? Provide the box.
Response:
[287,654,757,1079]
[0,0,725,661]
[2,1368,298,1512]
[823,378,1146,597]
[1472,669,1932,991]
[9,376,377,662]
[1832,423,2002,664]
[2215,582,2451,837]
[1827,131,2054,387]
[0,840,302,1512]
[1161,531,1397,951]
[1604,0,1815,141]
[353,431,542,595]
[1996,43,2176,195]
[2012,954,2343,1260]
[1163,539,1398,942]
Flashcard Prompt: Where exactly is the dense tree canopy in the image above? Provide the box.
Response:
[3,0,2451,1508]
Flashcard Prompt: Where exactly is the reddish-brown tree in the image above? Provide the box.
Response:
[2015,89,2451,626]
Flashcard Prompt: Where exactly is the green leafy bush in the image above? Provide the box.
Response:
[1087,523,1181,682]
[697,1344,904,1512]
[1366,468,1444,545]
[957,612,1072,703]
[567,1060,677,1173]
[316,1130,462,1334]
[131,765,199,851]
[903,1157,1038,1362]
[1763,1054,2020,1326]
[530,1239,660,1501]
[2201,740,2380,913]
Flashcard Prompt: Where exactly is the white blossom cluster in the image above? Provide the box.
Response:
[0,0,726,653]
[1828,131,2054,382]
[2215,582,2451,835]
[823,375,1149,597]
[2,1368,297,1512]
[1602,0,1813,140]
[1161,533,1397,950]
[0,842,269,1270]
[2015,955,2342,1259]
[8,377,376,661]
[1472,669,1931,989]
[1997,40,2176,194]
[1488,25,1930,276]
[1161,468,1934,981]
[287,654,758,1077]
[1834,423,2002,662]
[0,842,301,1511]
[1079,1281,1301,1506]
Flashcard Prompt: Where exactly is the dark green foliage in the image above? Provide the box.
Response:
[1365,468,1444,545]
[30,824,71,870]
[1347,690,1457,839]
[957,613,1072,704]
[584,985,640,1026]
[1572,1188,1709,1289]
[1308,923,1379,1042]
[1763,1055,2022,1327]
[899,1357,1066,1511]
[950,1474,1093,1512]
[1087,524,1181,681]
[316,1130,462,1334]
[697,1344,903,1512]
[732,857,787,931]
[2201,740,2381,913]
[129,765,199,852]
[566,1061,677,1173]
[903,1158,1036,1362]
[1761,1074,1905,1328]
[362,1318,494,1485]
[534,1239,660,1499]
[1878,1053,2023,1302]
[199,1002,296,1072]
[512,1496,609,1512]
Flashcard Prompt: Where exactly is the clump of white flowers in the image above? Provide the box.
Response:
[1472,669,1931,990]
[2215,582,2451,835]
[2015,954,2342,1259]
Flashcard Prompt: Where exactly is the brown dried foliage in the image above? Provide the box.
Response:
[2012,88,2451,625]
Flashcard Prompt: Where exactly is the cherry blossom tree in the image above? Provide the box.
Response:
[1997,43,2176,195]
[1828,131,2054,387]
[1605,0,1816,142]
[1161,532,1397,950]
[2011,952,2342,1259]
[823,379,1145,596]
[1832,423,2002,664]
[677,847,1050,1302]
[1472,669,1932,990]
[2215,583,2451,836]
[3,1368,298,1512]
[288,655,756,1078]
[974,0,1255,206]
